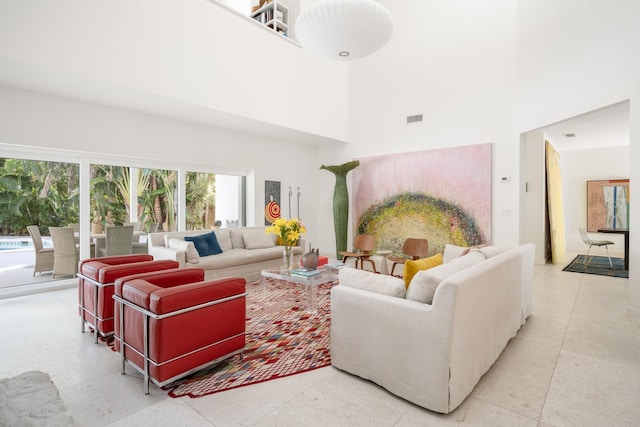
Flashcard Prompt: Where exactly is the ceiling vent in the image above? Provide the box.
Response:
[406,114,423,124]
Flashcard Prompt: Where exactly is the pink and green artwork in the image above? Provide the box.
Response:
[353,144,492,256]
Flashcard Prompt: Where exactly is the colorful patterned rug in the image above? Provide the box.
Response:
[563,255,628,278]
[164,277,336,398]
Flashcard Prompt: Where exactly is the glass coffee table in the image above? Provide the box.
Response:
[261,267,339,314]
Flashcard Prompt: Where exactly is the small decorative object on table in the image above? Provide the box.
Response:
[266,217,306,271]
[302,244,320,270]
[324,261,346,273]
[290,267,322,278]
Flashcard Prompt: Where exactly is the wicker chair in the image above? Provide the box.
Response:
[99,225,134,257]
[27,225,54,276]
[49,226,79,278]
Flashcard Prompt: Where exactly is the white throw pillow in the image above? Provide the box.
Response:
[477,245,505,259]
[168,238,200,263]
[164,234,183,248]
[243,230,275,249]
[339,267,406,298]
[407,251,486,304]
[443,244,470,263]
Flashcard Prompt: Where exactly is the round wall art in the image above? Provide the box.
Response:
[356,192,484,256]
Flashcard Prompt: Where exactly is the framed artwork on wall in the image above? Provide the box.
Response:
[264,180,281,225]
[587,179,630,232]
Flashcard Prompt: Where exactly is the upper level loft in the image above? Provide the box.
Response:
[215,0,301,42]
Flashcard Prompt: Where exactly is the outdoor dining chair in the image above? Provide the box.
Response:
[27,225,54,276]
[49,226,79,278]
[99,225,134,257]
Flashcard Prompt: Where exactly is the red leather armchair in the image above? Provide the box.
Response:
[78,254,179,343]
[113,268,246,394]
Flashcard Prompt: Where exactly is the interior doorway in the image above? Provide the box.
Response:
[520,101,630,265]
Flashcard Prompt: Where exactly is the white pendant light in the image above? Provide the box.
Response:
[295,0,394,61]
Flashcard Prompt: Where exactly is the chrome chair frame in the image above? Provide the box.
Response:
[114,292,247,394]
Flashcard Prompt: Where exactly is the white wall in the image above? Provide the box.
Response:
[313,0,640,312]
[315,0,519,257]
[0,0,348,142]
[0,85,323,247]
[1,0,638,312]
[516,0,640,313]
[522,132,548,264]
[560,145,629,256]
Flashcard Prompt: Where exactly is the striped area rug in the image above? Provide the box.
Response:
[165,277,336,398]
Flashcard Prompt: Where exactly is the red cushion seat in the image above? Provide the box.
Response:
[77,254,179,343]
[113,268,246,394]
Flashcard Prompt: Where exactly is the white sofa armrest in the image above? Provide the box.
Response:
[331,284,453,413]
[148,246,186,267]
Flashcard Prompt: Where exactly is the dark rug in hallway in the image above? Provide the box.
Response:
[563,255,628,278]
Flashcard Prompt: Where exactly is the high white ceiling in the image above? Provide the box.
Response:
[542,101,630,152]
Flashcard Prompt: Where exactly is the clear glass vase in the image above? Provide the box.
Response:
[282,245,294,271]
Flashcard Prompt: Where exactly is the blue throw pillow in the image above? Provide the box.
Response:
[184,231,223,257]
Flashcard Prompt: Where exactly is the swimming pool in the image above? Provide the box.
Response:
[0,237,53,251]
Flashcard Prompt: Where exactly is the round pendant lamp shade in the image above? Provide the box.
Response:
[295,0,394,60]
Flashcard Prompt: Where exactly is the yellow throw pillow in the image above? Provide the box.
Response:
[403,253,444,289]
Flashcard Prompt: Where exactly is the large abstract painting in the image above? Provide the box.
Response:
[352,144,492,256]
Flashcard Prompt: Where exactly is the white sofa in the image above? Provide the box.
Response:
[330,243,535,414]
[147,227,303,283]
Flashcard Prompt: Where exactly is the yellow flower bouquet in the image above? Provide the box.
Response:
[266,217,306,270]
[266,217,306,246]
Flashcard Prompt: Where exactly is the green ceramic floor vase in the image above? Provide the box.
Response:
[320,160,360,259]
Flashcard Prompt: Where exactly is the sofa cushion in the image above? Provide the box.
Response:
[215,228,233,251]
[243,229,275,249]
[164,234,180,248]
[184,231,223,257]
[403,253,443,288]
[477,245,505,259]
[443,244,470,263]
[195,247,285,270]
[168,238,200,263]
[230,228,246,249]
[407,251,485,304]
[339,267,406,298]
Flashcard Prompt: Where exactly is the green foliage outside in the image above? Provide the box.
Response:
[0,158,79,236]
[186,171,216,230]
[0,158,215,236]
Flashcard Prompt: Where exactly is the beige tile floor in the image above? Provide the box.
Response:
[1,251,639,426]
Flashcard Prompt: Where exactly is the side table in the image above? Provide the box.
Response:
[376,250,392,275]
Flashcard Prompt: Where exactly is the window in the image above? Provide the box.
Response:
[0,147,248,287]
[90,165,178,232]
[185,171,245,230]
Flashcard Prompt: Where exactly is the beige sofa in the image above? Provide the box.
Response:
[330,243,535,414]
[147,227,303,282]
